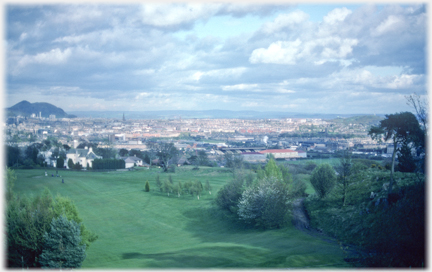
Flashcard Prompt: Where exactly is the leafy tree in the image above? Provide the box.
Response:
[162,180,172,196]
[197,150,210,166]
[155,143,178,172]
[237,177,289,229]
[62,144,71,151]
[175,181,182,197]
[204,180,212,194]
[335,150,352,206]
[216,178,244,213]
[51,195,98,249]
[264,158,282,180]
[310,163,336,199]
[145,181,150,192]
[6,145,21,167]
[368,112,422,193]
[119,148,129,157]
[155,174,162,192]
[128,149,143,159]
[224,152,244,169]
[39,215,86,268]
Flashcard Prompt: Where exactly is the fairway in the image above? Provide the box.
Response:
[12,167,353,268]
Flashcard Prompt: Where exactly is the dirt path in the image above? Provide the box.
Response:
[291,197,365,263]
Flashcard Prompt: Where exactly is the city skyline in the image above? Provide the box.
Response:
[5,2,427,115]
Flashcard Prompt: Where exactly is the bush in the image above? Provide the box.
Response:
[237,177,289,229]
[145,181,150,192]
[310,163,336,198]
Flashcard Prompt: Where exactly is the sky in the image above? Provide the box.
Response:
[4,2,428,115]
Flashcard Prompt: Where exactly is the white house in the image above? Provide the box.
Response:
[123,155,143,168]
[66,147,102,169]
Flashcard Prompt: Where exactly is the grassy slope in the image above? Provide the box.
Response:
[12,167,351,268]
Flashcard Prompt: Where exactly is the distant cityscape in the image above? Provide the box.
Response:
[5,108,393,169]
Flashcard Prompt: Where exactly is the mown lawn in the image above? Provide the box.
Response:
[12,166,353,268]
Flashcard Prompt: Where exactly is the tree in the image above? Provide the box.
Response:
[368,112,422,193]
[397,142,416,173]
[204,180,212,195]
[224,152,243,169]
[119,148,129,157]
[310,163,336,199]
[67,158,74,169]
[145,181,150,192]
[216,178,244,213]
[56,157,64,168]
[6,145,21,167]
[155,175,162,192]
[197,150,209,166]
[162,180,172,196]
[155,143,178,172]
[264,158,282,180]
[335,150,352,206]
[237,177,289,229]
[39,215,86,268]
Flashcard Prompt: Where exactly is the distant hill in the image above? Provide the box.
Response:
[68,110,373,120]
[6,100,76,118]
[330,114,384,126]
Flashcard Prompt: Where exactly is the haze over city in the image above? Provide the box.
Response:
[5,2,426,115]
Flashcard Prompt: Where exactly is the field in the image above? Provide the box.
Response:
[12,166,353,268]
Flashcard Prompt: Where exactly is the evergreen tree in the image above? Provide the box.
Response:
[39,215,86,268]
[67,158,74,169]
[56,157,64,168]
[145,181,150,192]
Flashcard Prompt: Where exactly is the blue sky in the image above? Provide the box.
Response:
[5,3,427,114]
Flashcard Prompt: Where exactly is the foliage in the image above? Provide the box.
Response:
[204,180,212,194]
[92,159,125,169]
[215,178,244,214]
[6,178,97,268]
[56,157,64,168]
[310,163,336,198]
[397,141,416,172]
[368,111,422,193]
[145,181,150,192]
[67,158,74,169]
[224,152,244,169]
[304,167,425,267]
[6,145,21,167]
[155,174,162,192]
[237,177,289,229]
[39,215,86,268]
[155,143,178,172]
[264,158,282,180]
[119,148,129,157]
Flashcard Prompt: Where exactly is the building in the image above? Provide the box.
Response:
[66,147,102,169]
[123,155,143,168]
[258,149,299,159]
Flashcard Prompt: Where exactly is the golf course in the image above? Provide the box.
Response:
[11,166,354,268]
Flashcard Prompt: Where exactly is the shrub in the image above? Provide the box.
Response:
[310,163,336,198]
[145,181,150,192]
[237,177,289,229]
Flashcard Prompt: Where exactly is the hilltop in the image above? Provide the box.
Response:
[330,115,384,126]
[6,100,76,118]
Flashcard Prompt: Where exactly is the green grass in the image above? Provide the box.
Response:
[12,166,353,268]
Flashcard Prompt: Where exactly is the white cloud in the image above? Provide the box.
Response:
[260,10,309,34]
[222,84,258,91]
[139,3,219,27]
[249,39,301,64]
[373,15,403,36]
[323,7,352,25]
